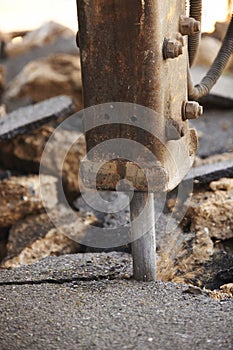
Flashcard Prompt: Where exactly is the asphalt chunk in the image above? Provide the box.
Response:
[0,95,74,140]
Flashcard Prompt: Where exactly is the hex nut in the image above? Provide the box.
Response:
[179,15,201,36]
[163,39,183,59]
[182,101,203,120]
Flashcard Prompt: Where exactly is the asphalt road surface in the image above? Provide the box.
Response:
[0,253,232,350]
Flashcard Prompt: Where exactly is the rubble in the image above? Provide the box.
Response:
[0,175,57,227]
[5,21,74,57]
[0,95,84,202]
[0,95,74,140]
[5,53,83,109]
[193,229,214,261]
[220,282,233,294]
[184,178,233,249]
[0,125,53,171]
[0,126,86,201]
[41,128,86,202]
[185,158,233,184]
[2,210,96,268]
[194,152,233,167]
[209,177,233,191]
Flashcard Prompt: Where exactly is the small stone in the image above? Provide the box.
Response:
[183,285,205,295]
[209,177,233,191]
[220,283,233,295]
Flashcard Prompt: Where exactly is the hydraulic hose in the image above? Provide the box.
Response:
[188,14,233,100]
[188,0,202,67]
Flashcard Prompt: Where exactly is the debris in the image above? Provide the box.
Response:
[0,175,57,227]
[0,126,86,201]
[40,128,86,202]
[220,283,233,295]
[183,285,206,296]
[157,230,202,286]
[193,229,214,261]
[208,283,233,300]
[0,95,74,140]
[0,125,54,171]
[2,209,96,268]
[5,21,74,57]
[209,177,233,191]
[185,179,233,242]
[194,152,233,168]
[185,158,233,184]
[5,54,82,109]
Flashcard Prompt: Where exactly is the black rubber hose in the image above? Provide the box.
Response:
[188,14,233,100]
[188,0,202,67]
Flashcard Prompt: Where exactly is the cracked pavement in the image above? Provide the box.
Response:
[0,253,233,350]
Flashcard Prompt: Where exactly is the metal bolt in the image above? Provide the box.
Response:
[179,15,201,36]
[182,101,203,120]
[163,38,183,59]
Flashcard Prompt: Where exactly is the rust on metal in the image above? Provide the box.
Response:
[76,0,197,282]
[163,38,183,59]
[77,0,197,191]
[179,15,201,36]
[80,159,167,192]
[182,100,203,120]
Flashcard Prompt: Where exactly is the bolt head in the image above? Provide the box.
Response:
[179,15,201,36]
[183,101,203,120]
[163,39,183,59]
